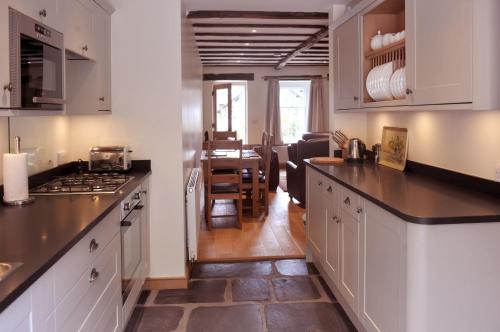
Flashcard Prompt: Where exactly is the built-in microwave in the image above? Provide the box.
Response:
[7,8,64,110]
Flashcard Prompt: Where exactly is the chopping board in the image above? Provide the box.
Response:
[310,157,344,165]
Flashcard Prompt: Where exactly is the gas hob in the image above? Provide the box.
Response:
[30,173,134,195]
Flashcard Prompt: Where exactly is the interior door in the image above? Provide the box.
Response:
[212,84,232,132]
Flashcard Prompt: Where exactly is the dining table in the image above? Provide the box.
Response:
[200,149,262,217]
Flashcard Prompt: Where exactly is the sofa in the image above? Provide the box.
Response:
[286,135,330,207]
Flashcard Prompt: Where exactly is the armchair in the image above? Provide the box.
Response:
[286,138,330,207]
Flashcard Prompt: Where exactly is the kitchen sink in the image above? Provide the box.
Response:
[0,262,22,282]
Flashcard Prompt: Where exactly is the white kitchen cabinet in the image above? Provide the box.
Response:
[0,292,31,332]
[141,180,151,278]
[339,202,360,314]
[12,0,62,31]
[333,15,361,110]
[405,0,472,105]
[65,1,111,114]
[63,0,95,59]
[306,170,326,261]
[325,201,341,287]
[360,200,406,332]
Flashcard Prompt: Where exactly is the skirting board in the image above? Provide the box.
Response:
[143,265,190,290]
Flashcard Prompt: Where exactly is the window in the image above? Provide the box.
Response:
[212,81,247,143]
[279,80,311,144]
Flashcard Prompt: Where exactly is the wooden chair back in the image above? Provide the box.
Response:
[207,140,243,193]
[213,131,237,140]
[262,134,274,186]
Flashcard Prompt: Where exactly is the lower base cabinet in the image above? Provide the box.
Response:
[339,207,360,314]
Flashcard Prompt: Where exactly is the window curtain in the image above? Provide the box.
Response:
[307,78,327,132]
[265,79,282,145]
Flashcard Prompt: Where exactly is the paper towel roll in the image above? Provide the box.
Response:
[3,153,29,202]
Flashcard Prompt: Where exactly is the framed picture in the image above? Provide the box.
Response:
[379,126,408,171]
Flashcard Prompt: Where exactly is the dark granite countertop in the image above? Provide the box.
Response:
[0,162,151,314]
[305,160,500,225]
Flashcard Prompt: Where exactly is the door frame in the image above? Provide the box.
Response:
[212,83,232,132]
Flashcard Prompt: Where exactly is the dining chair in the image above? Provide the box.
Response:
[206,139,243,230]
[213,131,237,140]
[242,134,274,216]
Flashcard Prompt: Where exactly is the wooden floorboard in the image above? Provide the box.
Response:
[197,188,306,262]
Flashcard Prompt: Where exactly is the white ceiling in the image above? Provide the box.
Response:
[184,0,348,12]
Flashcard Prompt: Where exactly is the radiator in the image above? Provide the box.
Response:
[186,167,204,262]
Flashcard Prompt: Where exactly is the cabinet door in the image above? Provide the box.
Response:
[306,170,326,261]
[333,15,361,110]
[140,180,150,278]
[0,291,32,332]
[325,203,341,287]
[13,0,62,31]
[65,3,111,114]
[339,206,360,313]
[0,2,11,108]
[406,0,472,105]
[63,0,94,59]
[360,201,406,332]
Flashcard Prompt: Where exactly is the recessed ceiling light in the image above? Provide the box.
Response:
[236,60,241,63]
[245,43,250,46]
[251,29,257,33]
[240,53,244,55]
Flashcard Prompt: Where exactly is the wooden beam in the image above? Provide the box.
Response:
[195,32,311,37]
[275,27,329,70]
[187,11,328,20]
[196,40,328,44]
[203,63,328,67]
[196,39,327,44]
[198,46,327,50]
[192,23,326,29]
[199,50,328,54]
[262,75,326,80]
[203,73,255,81]
[201,55,283,58]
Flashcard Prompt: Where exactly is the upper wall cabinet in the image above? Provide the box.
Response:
[333,0,500,112]
[65,1,111,114]
[333,16,361,110]
[63,0,95,60]
[406,0,472,105]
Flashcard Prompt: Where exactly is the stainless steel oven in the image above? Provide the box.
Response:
[121,191,143,305]
[7,8,64,110]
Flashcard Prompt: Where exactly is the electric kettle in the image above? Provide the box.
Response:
[347,138,366,161]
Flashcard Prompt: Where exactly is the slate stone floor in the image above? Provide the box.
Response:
[125,259,357,332]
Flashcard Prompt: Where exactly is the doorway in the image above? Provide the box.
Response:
[211,82,247,143]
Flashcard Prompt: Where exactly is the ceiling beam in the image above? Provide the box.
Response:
[198,45,328,50]
[195,32,311,37]
[192,23,326,29]
[187,11,328,20]
[275,27,329,69]
[196,40,328,44]
[199,50,328,54]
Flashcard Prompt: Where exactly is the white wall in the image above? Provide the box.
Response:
[181,1,203,186]
[366,110,500,181]
[202,66,330,145]
[69,0,189,278]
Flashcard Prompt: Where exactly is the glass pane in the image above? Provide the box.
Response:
[215,88,229,131]
[231,84,246,143]
[279,81,311,144]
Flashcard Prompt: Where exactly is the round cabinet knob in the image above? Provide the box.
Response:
[353,96,359,101]
[344,197,351,205]
[99,97,105,101]
[88,239,99,253]
[357,207,363,214]
[89,268,99,283]
[336,217,341,224]
[406,88,413,95]
[134,192,141,200]
[3,83,12,92]
[82,45,88,52]
[327,186,333,193]
[123,202,130,211]
[318,181,323,187]
[39,9,47,17]
[141,190,148,195]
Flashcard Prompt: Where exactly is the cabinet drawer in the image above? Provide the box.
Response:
[56,234,120,331]
[86,289,121,332]
[340,187,362,219]
[53,206,120,304]
[322,178,337,200]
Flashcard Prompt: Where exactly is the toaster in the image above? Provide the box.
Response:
[89,146,132,172]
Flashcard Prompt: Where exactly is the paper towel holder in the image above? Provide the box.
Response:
[3,136,35,206]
